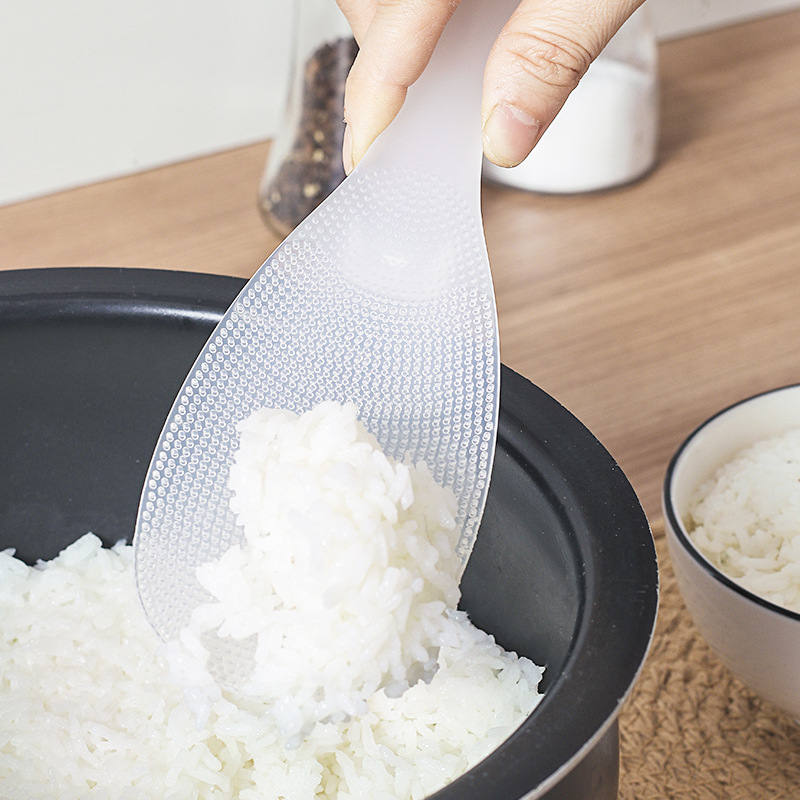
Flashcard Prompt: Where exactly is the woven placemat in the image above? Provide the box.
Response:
[618,520,800,799]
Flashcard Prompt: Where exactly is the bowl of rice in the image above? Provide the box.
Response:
[0,267,658,800]
[664,383,800,721]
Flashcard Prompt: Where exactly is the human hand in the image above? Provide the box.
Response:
[336,0,645,172]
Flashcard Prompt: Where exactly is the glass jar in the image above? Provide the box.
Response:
[259,1,357,237]
[483,4,659,194]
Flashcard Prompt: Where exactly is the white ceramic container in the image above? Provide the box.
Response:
[663,383,800,721]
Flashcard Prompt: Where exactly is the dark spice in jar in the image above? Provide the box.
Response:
[260,36,358,237]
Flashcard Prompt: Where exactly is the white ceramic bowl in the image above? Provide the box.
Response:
[663,383,800,721]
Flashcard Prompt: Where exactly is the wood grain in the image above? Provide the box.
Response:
[2,9,800,798]
[0,144,281,277]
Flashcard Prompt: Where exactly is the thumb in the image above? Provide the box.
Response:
[481,0,644,167]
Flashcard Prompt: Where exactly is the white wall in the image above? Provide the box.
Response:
[2,0,798,207]
[1,0,293,206]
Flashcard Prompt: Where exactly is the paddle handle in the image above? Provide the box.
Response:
[357,0,513,203]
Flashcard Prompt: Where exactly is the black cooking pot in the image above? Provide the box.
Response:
[0,267,657,799]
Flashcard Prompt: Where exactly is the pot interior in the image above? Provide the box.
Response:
[0,268,657,800]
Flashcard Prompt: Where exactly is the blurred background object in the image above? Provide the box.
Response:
[257,1,356,237]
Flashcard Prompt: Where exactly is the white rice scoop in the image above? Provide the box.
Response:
[134,0,507,689]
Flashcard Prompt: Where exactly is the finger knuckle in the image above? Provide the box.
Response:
[501,29,593,91]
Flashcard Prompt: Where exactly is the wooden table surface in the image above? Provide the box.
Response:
[3,9,800,798]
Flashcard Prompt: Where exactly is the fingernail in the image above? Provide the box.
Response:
[342,123,354,175]
[482,104,541,168]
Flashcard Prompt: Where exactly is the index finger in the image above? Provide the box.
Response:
[339,0,461,172]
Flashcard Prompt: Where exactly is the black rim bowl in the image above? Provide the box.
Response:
[663,384,800,623]
[0,267,658,799]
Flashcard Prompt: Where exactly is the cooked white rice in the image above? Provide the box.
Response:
[173,402,468,742]
[686,426,800,613]
[0,401,544,798]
